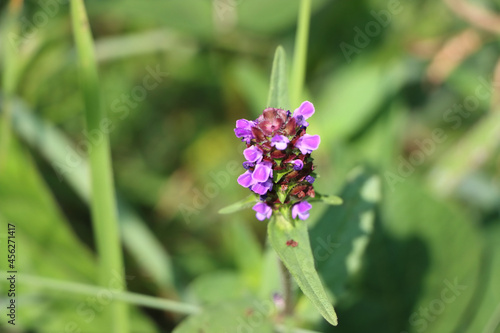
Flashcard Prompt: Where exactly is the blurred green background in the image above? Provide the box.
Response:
[0,0,499,332]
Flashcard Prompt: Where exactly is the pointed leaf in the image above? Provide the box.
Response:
[310,193,343,205]
[218,194,258,214]
[267,46,290,109]
[268,214,338,326]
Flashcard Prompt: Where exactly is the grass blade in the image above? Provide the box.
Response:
[7,273,200,315]
[290,0,312,108]
[0,0,22,171]
[70,1,128,331]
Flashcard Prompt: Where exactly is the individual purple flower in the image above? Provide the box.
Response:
[292,201,312,220]
[295,115,309,128]
[243,146,263,162]
[295,134,320,154]
[305,175,315,184]
[234,119,255,143]
[291,159,303,171]
[242,161,254,170]
[251,179,273,195]
[253,202,272,221]
[293,101,315,127]
[237,170,255,188]
[252,161,273,182]
[293,101,315,119]
[271,134,290,150]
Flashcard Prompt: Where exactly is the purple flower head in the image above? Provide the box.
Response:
[252,161,273,182]
[251,179,273,195]
[233,102,321,221]
[291,159,303,171]
[292,201,312,220]
[243,146,263,162]
[271,135,290,150]
[295,134,320,155]
[305,175,315,184]
[237,170,255,188]
[253,202,272,221]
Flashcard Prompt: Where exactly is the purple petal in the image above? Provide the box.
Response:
[236,119,253,130]
[251,179,273,195]
[243,146,263,162]
[295,134,320,154]
[293,101,315,119]
[291,160,303,171]
[291,201,312,220]
[237,170,255,188]
[294,115,309,128]
[252,202,272,221]
[271,135,290,151]
[252,161,273,182]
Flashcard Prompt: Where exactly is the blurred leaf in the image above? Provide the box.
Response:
[316,58,410,144]
[227,220,263,289]
[428,110,500,196]
[88,0,214,39]
[8,97,175,291]
[219,194,258,214]
[189,271,247,305]
[230,59,269,117]
[309,193,343,206]
[463,224,500,333]
[379,179,484,333]
[268,214,338,326]
[0,139,155,332]
[267,46,290,110]
[309,168,379,300]
[259,246,283,300]
[173,298,274,333]
[238,0,328,34]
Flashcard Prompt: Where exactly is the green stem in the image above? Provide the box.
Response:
[0,0,22,171]
[14,274,200,315]
[290,0,312,108]
[70,1,128,332]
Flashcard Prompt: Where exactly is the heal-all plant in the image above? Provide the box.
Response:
[216,0,344,327]
[222,97,343,327]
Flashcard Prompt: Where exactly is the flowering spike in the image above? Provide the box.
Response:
[234,101,321,221]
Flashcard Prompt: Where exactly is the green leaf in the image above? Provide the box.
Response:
[188,271,247,305]
[268,214,338,326]
[309,168,379,301]
[267,46,290,110]
[9,96,175,292]
[218,194,258,214]
[310,193,343,205]
[274,168,292,183]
